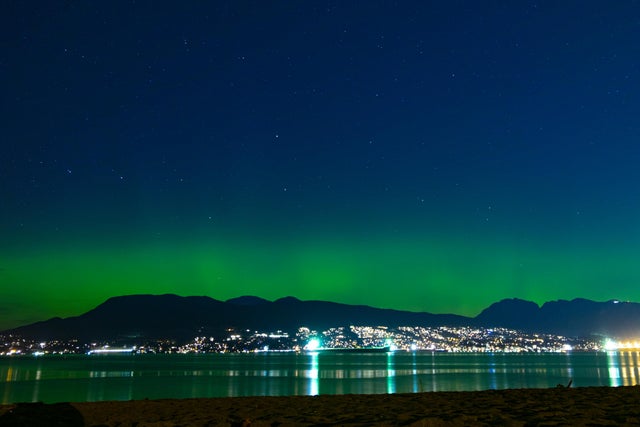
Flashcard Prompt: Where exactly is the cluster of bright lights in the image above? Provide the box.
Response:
[384,338,398,351]
[304,338,321,351]
[605,339,619,350]
[619,341,640,349]
[604,339,640,351]
[87,347,135,354]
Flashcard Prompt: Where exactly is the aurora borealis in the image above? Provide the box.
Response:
[2,2,640,330]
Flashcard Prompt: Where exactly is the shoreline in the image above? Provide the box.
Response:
[2,386,640,426]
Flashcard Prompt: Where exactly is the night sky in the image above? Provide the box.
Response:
[2,2,640,330]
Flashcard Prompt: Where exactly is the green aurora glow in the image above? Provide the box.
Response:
[2,229,639,329]
[3,3,640,330]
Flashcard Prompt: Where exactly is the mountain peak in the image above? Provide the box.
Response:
[481,298,540,311]
[475,298,540,330]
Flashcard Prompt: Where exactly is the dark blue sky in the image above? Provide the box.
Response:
[2,1,640,328]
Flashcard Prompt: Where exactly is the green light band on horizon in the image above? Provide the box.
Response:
[2,232,638,329]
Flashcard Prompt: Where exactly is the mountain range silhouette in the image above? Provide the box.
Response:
[4,295,640,340]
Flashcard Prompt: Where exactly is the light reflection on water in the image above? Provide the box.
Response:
[1,351,639,403]
[386,352,395,394]
[607,351,640,387]
[309,351,318,396]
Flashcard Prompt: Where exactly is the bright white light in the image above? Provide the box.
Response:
[305,338,320,351]
[88,347,134,354]
[410,343,418,351]
[604,339,619,351]
[385,338,397,352]
[562,344,572,352]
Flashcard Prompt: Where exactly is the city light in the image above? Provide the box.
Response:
[614,340,640,350]
[384,338,398,352]
[87,347,134,355]
[305,338,321,351]
[604,339,619,351]
[1,326,605,356]
[603,339,640,351]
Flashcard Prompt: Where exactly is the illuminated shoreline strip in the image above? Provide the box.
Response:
[605,340,640,351]
[87,348,134,354]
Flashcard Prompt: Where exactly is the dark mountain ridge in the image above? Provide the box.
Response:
[476,298,640,337]
[4,295,640,341]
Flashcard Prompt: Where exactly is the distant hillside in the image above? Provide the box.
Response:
[3,295,640,341]
[2,294,468,341]
[477,298,640,337]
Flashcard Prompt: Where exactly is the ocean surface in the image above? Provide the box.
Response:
[1,351,639,404]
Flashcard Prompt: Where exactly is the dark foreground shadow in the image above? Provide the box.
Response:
[0,402,84,426]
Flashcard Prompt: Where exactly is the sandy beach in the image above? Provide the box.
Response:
[1,386,640,426]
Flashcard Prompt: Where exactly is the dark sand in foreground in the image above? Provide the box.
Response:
[1,386,640,426]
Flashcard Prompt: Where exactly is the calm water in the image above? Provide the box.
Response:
[1,351,639,404]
